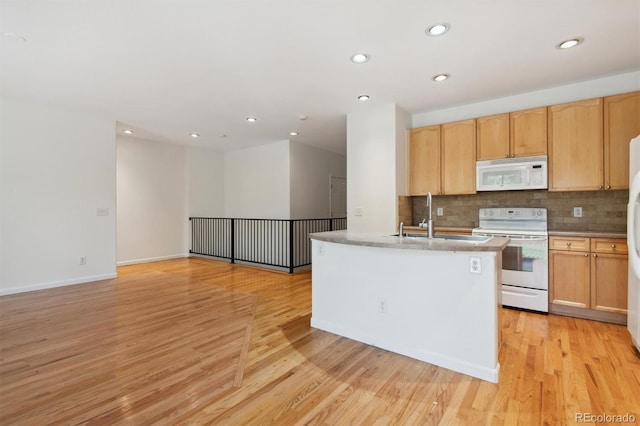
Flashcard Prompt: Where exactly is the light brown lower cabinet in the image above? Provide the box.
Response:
[549,236,628,324]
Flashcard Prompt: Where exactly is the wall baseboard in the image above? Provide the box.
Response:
[0,273,118,296]
[117,253,187,266]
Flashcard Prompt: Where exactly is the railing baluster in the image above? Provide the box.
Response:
[188,216,345,273]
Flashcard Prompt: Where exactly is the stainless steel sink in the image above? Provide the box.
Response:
[433,234,492,243]
[392,233,492,243]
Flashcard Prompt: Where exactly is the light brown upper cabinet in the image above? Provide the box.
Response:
[510,107,548,158]
[409,119,476,196]
[476,113,509,160]
[604,91,640,190]
[441,119,477,195]
[409,125,440,195]
[476,107,547,160]
[548,98,604,191]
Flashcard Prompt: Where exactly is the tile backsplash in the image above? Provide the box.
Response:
[404,190,628,232]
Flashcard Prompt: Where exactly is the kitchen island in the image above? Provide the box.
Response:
[309,230,509,383]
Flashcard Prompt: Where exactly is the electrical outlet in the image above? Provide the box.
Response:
[469,256,481,274]
[437,208,444,216]
[317,243,324,256]
[354,207,363,217]
[96,207,109,216]
[80,256,87,265]
[377,298,388,314]
[573,207,583,218]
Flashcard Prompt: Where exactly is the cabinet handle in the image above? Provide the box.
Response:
[611,244,616,249]
[584,253,588,257]
[593,254,597,258]
[599,185,603,189]
[511,154,515,158]
[606,185,611,189]
[505,154,509,158]
[566,242,572,247]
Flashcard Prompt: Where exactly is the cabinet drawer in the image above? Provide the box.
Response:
[549,236,590,251]
[591,238,628,254]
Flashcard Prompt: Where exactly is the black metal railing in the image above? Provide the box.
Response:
[189,217,347,273]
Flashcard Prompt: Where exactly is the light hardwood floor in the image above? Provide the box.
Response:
[1,257,639,425]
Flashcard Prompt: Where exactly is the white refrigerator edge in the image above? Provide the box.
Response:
[628,135,640,351]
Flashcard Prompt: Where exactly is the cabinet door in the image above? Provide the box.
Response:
[549,250,590,308]
[591,253,628,314]
[441,119,476,195]
[477,113,509,160]
[409,126,441,195]
[548,98,604,191]
[604,91,640,190]
[510,107,547,158]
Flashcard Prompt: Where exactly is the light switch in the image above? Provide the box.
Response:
[573,207,583,218]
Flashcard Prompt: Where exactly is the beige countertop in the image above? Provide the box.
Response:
[309,230,510,252]
[548,230,627,239]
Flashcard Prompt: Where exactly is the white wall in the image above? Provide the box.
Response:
[289,142,346,219]
[413,70,640,127]
[311,240,500,382]
[187,146,225,217]
[0,97,117,295]
[116,137,188,265]
[224,140,290,219]
[347,103,409,233]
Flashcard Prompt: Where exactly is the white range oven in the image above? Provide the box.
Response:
[472,208,549,313]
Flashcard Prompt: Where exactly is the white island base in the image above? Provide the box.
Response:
[311,236,503,383]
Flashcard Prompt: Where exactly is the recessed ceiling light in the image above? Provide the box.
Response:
[190,133,200,138]
[123,129,134,135]
[357,94,370,101]
[556,37,584,49]
[351,53,370,63]
[299,115,308,121]
[432,73,450,82]
[426,23,450,36]
[246,117,257,122]
[289,132,299,136]
[219,133,227,138]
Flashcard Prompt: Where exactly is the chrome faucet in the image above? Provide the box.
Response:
[418,192,434,238]
[427,192,434,238]
[399,222,404,237]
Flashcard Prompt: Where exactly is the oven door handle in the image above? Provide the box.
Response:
[506,236,548,242]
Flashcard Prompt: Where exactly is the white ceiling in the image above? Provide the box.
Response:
[1,1,639,155]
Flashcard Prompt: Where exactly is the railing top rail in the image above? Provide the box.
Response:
[189,217,346,221]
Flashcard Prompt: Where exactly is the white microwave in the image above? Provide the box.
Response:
[476,155,547,191]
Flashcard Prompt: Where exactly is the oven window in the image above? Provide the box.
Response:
[503,246,534,272]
